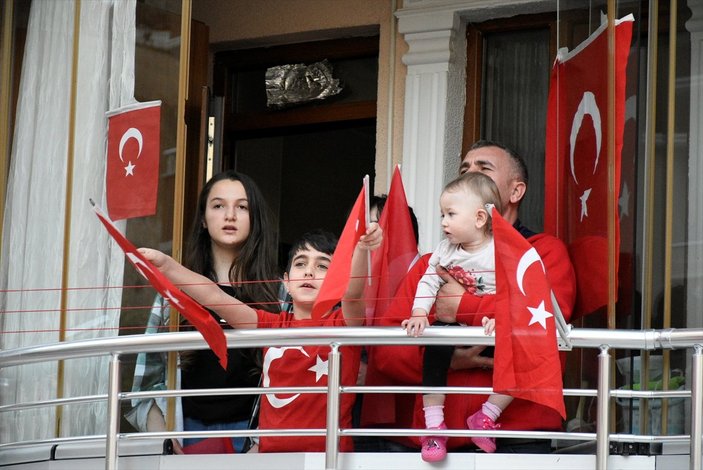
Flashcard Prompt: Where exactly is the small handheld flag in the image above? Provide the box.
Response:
[92,200,228,369]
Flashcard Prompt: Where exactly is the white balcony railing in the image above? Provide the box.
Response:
[0,326,702,470]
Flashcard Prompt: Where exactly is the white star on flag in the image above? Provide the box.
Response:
[579,188,592,221]
[162,289,182,309]
[619,181,630,219]
[308,355,329,382]
[527,300,553,330]
[124,160,136,176]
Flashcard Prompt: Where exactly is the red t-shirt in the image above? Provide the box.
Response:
[256,308,361,453]
[365,233,576,449]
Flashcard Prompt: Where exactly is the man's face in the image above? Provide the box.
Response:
[460,146,516,210]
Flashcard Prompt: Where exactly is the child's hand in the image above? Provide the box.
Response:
[481,316,496,336]
[358,222,383,251]
[138,248,172,270]
[401,309,430,337]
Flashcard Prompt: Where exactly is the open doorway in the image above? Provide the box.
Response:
[213,36,379,269]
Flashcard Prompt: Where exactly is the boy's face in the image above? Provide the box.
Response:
[284,245,332,305]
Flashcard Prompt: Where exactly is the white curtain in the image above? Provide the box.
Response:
[0,0,135,442]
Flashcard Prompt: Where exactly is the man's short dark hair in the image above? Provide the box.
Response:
[469,139,529,186]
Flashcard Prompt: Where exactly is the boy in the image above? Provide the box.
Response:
[139,226,381,452]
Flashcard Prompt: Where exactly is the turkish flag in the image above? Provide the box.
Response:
[544,15,633,318]
[106,101,161,221]
[311,186,366,320]
[492,207,565,419]
[364,166,419,324]
[93,203,228,369]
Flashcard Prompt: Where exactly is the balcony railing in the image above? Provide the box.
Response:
[0,326,702,470]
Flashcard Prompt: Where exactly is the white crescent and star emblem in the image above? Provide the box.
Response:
[118,127,144,176]
[569,91,602,223]
[262,347,329,408]
[515,248,553,330]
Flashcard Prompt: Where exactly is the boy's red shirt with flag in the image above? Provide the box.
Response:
[491,207,566,419]
[544,15,634,318]
[311,186,366,320]
[255,308,361,452]
[106,101,161,221]
[93,205,228,369]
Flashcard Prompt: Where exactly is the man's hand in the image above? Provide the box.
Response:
[434,265,465,322]
[450,346,493,370]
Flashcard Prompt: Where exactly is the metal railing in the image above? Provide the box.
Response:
[0,326,702,470]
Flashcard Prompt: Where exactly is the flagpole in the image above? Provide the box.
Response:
[166,0,193,433]
[0,0,13,251]
[550,291,572,349]
[56,0,82,438]
[606,0,617,330]
[363,174,371,285]
[661,0,679,435]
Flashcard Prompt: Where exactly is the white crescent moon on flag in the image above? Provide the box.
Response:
[118,127,143,163]
[569,91,602,185]
[263,346,310,408]
[516,247,545,296]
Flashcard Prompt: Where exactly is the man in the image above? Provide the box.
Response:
[370,140,576,453]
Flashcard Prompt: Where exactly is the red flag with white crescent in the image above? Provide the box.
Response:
[93,203,228,369]
[492,206,565,418]
[106,101,161,221]
[544,15,633,318]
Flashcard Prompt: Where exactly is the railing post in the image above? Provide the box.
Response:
[596,345,611,470]
[106,353,121,470]
[690,345,703,470]
[325,343,341,470]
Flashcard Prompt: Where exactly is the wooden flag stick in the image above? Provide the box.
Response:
[363,175,371,285]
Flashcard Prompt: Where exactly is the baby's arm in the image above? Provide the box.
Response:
[401,308,430,337]
[139,248,259,329]
[402,249,443,337]
[342,222,382,326]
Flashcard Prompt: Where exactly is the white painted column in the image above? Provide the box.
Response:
[396,7,466,251]
[686,0,703,328]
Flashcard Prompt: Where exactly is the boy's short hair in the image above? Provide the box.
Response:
[286,229,339,271]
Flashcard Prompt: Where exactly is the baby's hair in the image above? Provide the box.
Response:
[443,172,502,233]
[286,229,339,272]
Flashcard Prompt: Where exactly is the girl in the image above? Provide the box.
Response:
[401,172,510,460]
[127,170,281,453]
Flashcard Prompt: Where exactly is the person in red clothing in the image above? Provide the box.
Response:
[140,227,382,453]
[369,140,577,454]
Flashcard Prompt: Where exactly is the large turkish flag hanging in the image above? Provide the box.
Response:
[106,100,161,221]
[544,15,633,318]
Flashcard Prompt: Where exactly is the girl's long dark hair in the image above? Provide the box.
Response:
[184,170,280,312]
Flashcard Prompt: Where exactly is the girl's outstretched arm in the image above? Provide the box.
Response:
[139,248,259,329]
[342,223,382,326]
